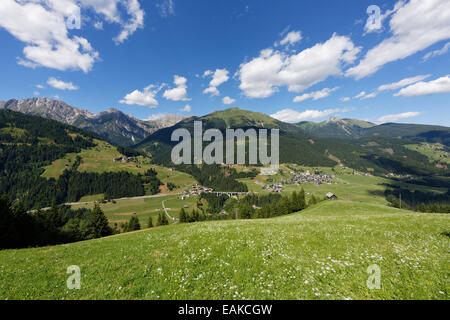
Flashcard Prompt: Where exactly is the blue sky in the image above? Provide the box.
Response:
[0,0,449,126]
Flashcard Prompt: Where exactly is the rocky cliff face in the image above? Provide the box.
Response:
[0,98,187,146]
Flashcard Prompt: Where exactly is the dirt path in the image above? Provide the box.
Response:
[162,198,178,222]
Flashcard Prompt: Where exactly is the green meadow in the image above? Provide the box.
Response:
[71,195,199,227]
[41,139,197,194]
[0,201,448,300]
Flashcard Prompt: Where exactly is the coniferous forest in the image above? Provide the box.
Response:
[0,110,161,210]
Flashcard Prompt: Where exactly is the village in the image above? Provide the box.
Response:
[180,184,214,199]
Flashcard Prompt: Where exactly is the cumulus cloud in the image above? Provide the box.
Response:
[47,77,78,90]
[293,87,339,103]
[120,84,163,107]
[270,108,348,123]
[0,0,144,72]
[181,104,191,112]
[378,74,431,91]
[378,111,423,123]
[347,0,450,79]
[113,0,145,44]
[423,42,450,61]
[222,96,236,105]
[394,75,450,97]
[163,75,190,101]
[238,34,360,98]
[278,30,302,47]
[340,97,351,102]
[203,69,229,96]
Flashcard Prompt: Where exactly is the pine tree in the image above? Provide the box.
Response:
[179,208,187,223]
[157,213,163,226]
[89,204,112,238]
[147,217,153,228]
[127,216,141,231]
[298,188,306,210]
[309,194,317,206]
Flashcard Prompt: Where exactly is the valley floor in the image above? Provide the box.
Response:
[0,201,448,300]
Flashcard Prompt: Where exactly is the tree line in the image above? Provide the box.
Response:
[385,188,450,213]
[0,195,114,249]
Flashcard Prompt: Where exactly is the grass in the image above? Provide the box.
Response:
[71,195,199,227]
[41,139,197,194]
[239,165,447,205]
[405,143,449,165]
[0,201,448,300]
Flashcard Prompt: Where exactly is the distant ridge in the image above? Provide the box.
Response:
[0,98,187,146]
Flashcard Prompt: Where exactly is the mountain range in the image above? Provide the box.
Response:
[135,108,449,176]
[1,98,449,175]
[0,98,187,146]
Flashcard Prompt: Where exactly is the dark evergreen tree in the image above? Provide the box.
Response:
[89,204,112,238]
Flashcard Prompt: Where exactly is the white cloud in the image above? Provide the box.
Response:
[203,87,219,96]
[270,108,348,123]
[120,84,163,107]
[94,21,104,30]
[378,74,431,91]
[354,91,377,100]
[222,96,236,105]
[340,97,351,102]
[423,41,450,61]
[0,0,144,72]
[113,0,145,44]
[293,87,339,103]
[278,30,302,47]
[181,104,191,112]
[378,111,423,123]
[238,34,360,98]
[33,91,40,96]
[145,113,167,121]
[347,0,450,79]
[203,69,229,96]
[394,75,450,97]
[36,84,45,89]
[47,77,78,90]
[156,0,174,18]
[163,75,190,101]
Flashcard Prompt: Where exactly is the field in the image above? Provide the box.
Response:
[41,139,197,194]
[405,143,449,166]
[239,164,448,205]
[71,195,199,227]
[0,201,448,300]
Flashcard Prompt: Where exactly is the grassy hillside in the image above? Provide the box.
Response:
[296,117,375,139]
[41,138,197,194]
[0,201,448,300]
[0,109,196,209]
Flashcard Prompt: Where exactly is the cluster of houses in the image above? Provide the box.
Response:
[352,171,372,176]
[287,170,337,186]
[262,183,284,193]
[112,156,135,163]
[180,184,213,199]
[384,172,414,179]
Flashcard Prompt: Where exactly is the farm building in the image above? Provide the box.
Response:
[326,192,338,200]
